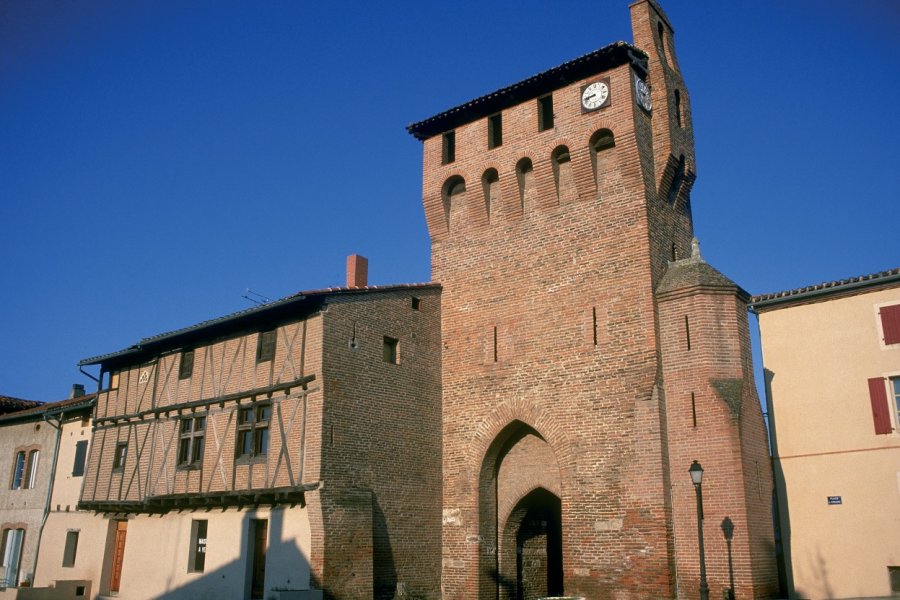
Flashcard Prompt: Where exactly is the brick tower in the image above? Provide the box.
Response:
[408,1,777,598]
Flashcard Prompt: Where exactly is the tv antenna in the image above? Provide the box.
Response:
[242,289,272,306]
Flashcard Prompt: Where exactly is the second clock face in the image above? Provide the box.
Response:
[582,81,610,111]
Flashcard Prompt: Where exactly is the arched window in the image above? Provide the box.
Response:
[551,145,575,204]
[442,175,466,232]
[589,129,616,193]
[515,158,534,213]
[481,169,499,223]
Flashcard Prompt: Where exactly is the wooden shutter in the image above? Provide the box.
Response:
[880,304,900,345]
[868,377,893,435]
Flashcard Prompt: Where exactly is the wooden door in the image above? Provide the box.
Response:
[250,519,268,599]
[110,521,128,592]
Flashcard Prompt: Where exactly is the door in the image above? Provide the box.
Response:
[249,519,268,599]
[109,521,128,593]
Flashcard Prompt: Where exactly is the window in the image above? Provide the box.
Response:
[72,441,88,477]
[10,452,25,490]
[880,304,900,345]
[383,337,399,364]
[1,528,25,587]
[113,442,128,470]
[867,377,893,435]
[256,330,276,363]
[442,131,456,164]
[24,450,38,489]
[179,350,195,380]
[893,378,900,432]
[589,129,616,193]
[488,113,502,149]
[516,157,534,212]
[188,520,207,572]
[62,530,79,567]
[411,297,421,311]
[538,95,554,131]
[178,416,206,467]
[109,371,119,390]
[236,404,270,459]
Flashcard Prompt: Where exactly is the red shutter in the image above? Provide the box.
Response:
[880,304,900,345]
[868,377,893,435]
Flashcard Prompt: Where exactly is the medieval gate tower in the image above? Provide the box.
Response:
[409,1,778,598]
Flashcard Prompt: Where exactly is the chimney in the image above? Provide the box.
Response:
[346,254,368,288]
[70,383,85,399]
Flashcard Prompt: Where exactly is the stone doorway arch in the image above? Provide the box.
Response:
[478,421,563,599]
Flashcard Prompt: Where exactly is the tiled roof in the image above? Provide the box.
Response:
[750,267,900,309]
[407,41,644,141]
[80,282,441,367]
[0,394,96,424]
[0,395,42,415]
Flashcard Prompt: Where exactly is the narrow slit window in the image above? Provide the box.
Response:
[383,336,399,364]
[113,442,128,470]
[538,95,554,131]
[684,315,692,351]
[442,131,456,164]
[592,307,598,346]
[188,520,208,573]
[411,297,421,310]
[62,530,79,567]
[493,326,498,362]
[256,330,276,363]
[691,392,697,428]
[72,440,88,477]
[488,113,502,149]
[178,350,194,380]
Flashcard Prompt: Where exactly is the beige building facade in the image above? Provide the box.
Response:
[752,268,900,599]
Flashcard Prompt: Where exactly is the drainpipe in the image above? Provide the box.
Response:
[32,409,64,586]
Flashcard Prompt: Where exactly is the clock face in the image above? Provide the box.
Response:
[581,81,610,111]
[634,75,652,112]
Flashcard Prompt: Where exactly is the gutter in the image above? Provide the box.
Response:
[31,409,65,585]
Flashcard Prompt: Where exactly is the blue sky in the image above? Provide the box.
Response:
[2,1,898,401]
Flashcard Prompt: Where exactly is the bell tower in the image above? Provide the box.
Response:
[407,2,775,598]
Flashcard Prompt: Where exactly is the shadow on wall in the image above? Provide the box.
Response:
[372,495,397,600]
[766,368,793,599]
[152,508,319,600]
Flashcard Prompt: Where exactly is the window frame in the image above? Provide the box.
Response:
[112,442,128,471]
[488,113,502,149]
[538,94,554,131]
[62,530,79,568]
[256,330,277,363]
[235,403,271,461]
[72,440,88,477]
[188,520,208,573]
[178,349,195,380]
[177,415,206,469]
[383,336,399,364]
[442,130,456,165]
[10,451,25,490]
[24,450,39,489]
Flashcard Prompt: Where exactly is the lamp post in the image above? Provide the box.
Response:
[689,460,709,600]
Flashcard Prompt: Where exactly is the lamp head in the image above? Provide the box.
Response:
[689,460,703,486]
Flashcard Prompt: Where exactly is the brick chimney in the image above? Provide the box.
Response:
[346,254,368,288]
[70,383,85,398]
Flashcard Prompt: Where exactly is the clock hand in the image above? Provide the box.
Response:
[585,94,595,101]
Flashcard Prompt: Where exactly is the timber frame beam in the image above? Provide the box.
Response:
[78,482,320,515]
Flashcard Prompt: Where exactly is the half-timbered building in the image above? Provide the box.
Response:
[76,262,441,600]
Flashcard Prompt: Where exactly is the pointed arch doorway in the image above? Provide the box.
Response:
[479,421,564,599]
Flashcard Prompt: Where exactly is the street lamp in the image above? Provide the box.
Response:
[689,460,709,600]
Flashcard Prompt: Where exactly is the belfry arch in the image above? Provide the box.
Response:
[478,421,563,599]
